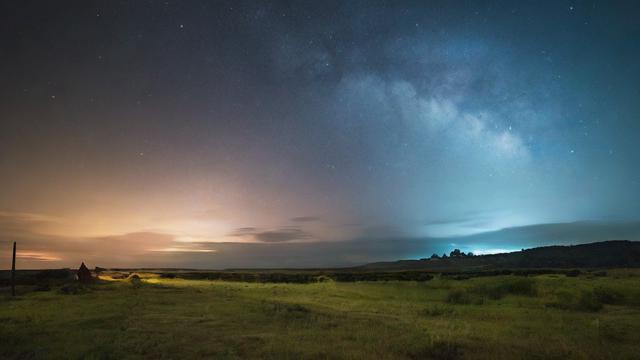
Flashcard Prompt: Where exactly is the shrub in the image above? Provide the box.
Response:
[427,340,463,360]
[547,289,603,312]
[446,289,472,305]
[501,277,537,296]
[59,282,89,295]
[315,275,333,283]
[599,321,632,342]
[452,275,470,281]
[577,290,603,312]
[421,305,455,317]
[546,290,574,310]
[34,282,51,291]
[110,272,129,279]
[473,277,537,300]
[264,301,311,320]
[565,269,581,277]
[128,274,142,288]
[408,340,463,360]
[593,286,623,305]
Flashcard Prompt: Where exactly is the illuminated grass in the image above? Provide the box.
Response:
[2,272,640,359]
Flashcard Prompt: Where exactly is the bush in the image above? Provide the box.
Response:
[408,340,463,360]
[421,305,456,317]
[501,277,537,296]
[452,275,470,281]
[593,286,623,305]
[128,274,142,288]
[59,282,89,295]
[34,282,51,292]
[546,290,574,310]
[547,289,603,312]
[263,301,311,320]
[565,269,581,277]
[599,320,632,342]
[446,289,472,305]
[473,277,537,300]
[315,275,333,283]
[577,290,603,312]
[110,272,130,279]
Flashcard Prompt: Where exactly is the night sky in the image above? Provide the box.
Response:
[1,1,640,269]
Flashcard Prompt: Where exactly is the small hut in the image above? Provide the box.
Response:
[76,262,94,283]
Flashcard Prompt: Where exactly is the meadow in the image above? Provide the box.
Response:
[2,270,640,359]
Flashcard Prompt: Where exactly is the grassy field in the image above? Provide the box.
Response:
[2,270,640,359]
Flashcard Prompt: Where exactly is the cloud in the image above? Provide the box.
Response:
[290,216,321,222]
[3,215,640,269]
[451,221,640,250]
[16,251,62,261]
[0,211,61,236]
[229,227,259,236]
[254,228,311,243]
[229,226,313,243]
[150,247,216,253]
[0,211,60,224]
[423,210,512,237]
[425,217,478,227]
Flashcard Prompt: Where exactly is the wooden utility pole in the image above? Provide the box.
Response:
[11,241,16,297]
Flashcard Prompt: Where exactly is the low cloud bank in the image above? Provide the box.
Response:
[2,212,639,269]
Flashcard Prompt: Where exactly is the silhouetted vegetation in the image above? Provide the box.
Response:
[446,288,474,304]
[446,276,537,304]
[59,282,90,295]
[361,240,640,271]
[158,270,434,283]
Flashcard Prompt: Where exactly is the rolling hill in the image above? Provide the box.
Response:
[358,240,640,271]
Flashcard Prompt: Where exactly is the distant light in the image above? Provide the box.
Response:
[470,248,520,255]
[16,252,62,261]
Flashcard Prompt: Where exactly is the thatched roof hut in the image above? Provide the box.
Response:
[76,262,94,283]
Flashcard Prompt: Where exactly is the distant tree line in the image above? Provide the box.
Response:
[160,270,434,283]
[422,248,475,260]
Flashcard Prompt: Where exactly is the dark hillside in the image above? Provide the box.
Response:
[358,240,640,271]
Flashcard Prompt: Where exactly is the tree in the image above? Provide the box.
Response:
[450,249,463,257]
[442,253,448,258]
[430,253,440,259]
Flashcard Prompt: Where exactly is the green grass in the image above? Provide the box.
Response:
[2,271,640,359]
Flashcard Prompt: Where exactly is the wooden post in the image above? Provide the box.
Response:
[11,241,16,297]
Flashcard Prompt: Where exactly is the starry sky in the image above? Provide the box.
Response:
[1,0,640,269]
